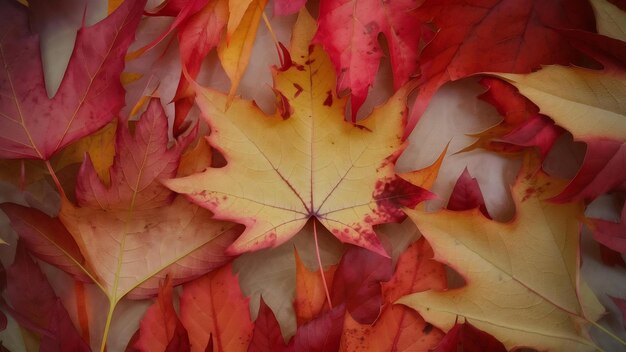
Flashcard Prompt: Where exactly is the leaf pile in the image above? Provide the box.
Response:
[1,0,625,351]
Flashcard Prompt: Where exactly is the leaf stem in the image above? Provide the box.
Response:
[44,160,66,199]
[99,302,116,352]
[313,220,332,309]
[590,319,626,348]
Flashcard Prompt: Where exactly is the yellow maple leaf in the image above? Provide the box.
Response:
[590,0,626,41]
[166,10,431,256]
[400,155,605,351]
[493,66,626,142]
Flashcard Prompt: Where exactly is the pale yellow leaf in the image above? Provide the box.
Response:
[591,0,626,41]
[493,66,626,141]
[400,156,604,351]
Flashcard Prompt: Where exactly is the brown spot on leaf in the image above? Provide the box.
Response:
[354,124,372,132]
[274,89,293,120]
[324,90,333,107]
[423,323,433,334]
[293,83,303,98]
[374,177,432,222]
[277,42,292,71]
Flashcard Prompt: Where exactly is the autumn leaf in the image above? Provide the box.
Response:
[2,99,241,349]
[249,297,345,352]
[489,63,626,202]
[400,155,605,351]
[431,321,506,352]
[408,0,596,133]
[590,0,626,40]
[0,203,92,283]
[0,119,116,190]
[0,0,144,160]
[4,242,89,351]
[314,0,425,119]
[340,237,447,351]
[133,276,190,352]
[446,168,489,217]
[248,298,287,352]
[486,7,626,203]
[331,245,391,324]
[165,9,432,256]
[180,263,253,352]
[286,304,345,352]
[58,98,241,299]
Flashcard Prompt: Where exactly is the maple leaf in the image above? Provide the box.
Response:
[248,296,345,352]
[165,9,432,256]
[0,0,144,160]
[590,0,626,40]
[2,99,240,349]
[400,155,605,351]
[4,242,89,351]
[331,246,392,324]
[340,237,447,351]
[286,305,345,352]
[446,168,489,217]
[133,276,190,352]
[490,64,626,202]
[58,98,240,299]
[408,0,596,133]
[179,263,254,352]
[487,12,626,202]
[314,0,425,119]
[431,321,506,352]
[248,298,287,352]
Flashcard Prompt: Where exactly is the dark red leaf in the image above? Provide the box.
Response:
[286,305,345,352]
[559,29,626,73]
[0,0,145,160]
[432,321,507,352]
[446,168,490,218]
[331,246,392,324]
[5,242,89,351]
[248,298,287,352]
